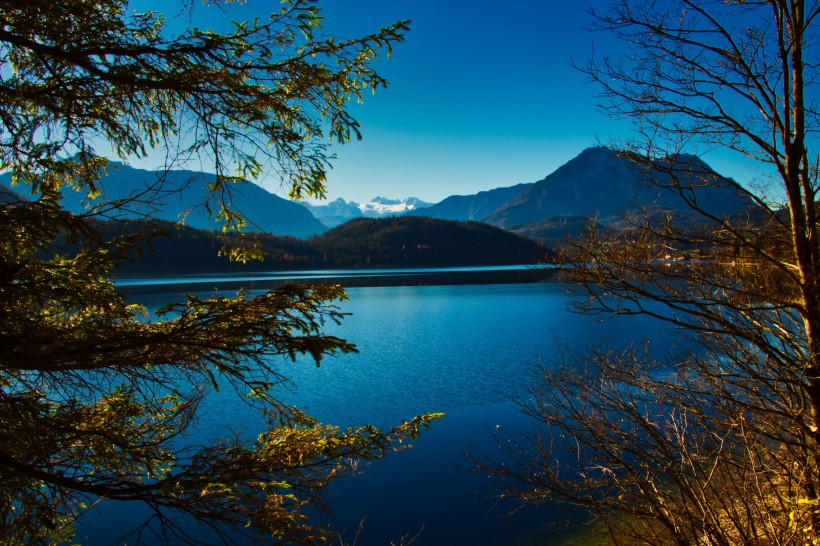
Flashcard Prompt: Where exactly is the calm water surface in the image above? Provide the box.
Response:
[80,278,685,545]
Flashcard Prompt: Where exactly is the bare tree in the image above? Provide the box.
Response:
[476,1,820,544]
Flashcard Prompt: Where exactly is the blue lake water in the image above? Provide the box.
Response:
[81,272,686,545]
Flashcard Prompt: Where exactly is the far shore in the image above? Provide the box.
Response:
[115,264,559,295]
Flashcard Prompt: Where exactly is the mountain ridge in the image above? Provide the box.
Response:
[407,183,532,222]
[0,162,327,239]
[2,146,753,245]
[485,147,750,229]
[304,196,431,228]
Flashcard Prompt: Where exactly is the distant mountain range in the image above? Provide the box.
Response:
[1,146,753,246]
[302,146,751,241]
[408,183,532,222]
[303,196,431,228]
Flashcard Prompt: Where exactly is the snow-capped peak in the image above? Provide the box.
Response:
[302,196,432,228]
[358,196,431,215]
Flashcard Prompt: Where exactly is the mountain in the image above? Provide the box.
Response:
[4,147,752,244]
[510,215,602,243]
[359,196,430,216]
[408,183,531,222]
[304,196,431,228]
[0,162,327,238]
[484,147,751,229]
[0,182,27,204]
[302,198,362,228]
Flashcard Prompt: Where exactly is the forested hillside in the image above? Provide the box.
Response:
[311,216,545,267]
[101,216,545,275]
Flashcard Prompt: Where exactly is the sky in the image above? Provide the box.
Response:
[132,0,756,205]
[302,0,628,203]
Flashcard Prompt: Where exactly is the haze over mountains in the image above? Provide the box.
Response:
[0,147,752,244]
[0,163,327,238]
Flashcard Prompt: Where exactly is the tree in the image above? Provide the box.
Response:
[0,1,441,544]
[475,1,820,544]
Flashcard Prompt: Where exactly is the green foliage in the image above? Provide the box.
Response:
[0,1,442,544]
[1,0,408,224]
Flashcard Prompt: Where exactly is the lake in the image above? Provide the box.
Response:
[81,268,686,545]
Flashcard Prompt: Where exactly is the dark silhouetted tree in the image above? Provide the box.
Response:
[0,1,441,543]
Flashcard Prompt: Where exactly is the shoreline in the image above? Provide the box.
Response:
[116,265,560,295]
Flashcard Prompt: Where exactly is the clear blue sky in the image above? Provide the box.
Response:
[134,0,755,204]
[310,0,626,203]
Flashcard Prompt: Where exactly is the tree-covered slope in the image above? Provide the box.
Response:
[310,216,545,267]
[107,216,545,276]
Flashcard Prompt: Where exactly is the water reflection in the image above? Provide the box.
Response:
[81,272,687,545]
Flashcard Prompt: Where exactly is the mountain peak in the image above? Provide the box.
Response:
[371,196,400,205]
[484,147,749,229]
[359,196,431,215]
[305,196,432,228]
